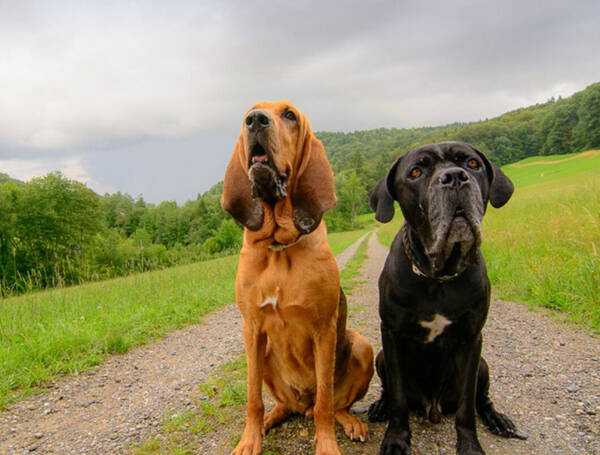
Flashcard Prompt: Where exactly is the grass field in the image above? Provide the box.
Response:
[0,229,366,407]
[375,150,600,333]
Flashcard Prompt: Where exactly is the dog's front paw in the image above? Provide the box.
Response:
[480,409,528,440]
[379,429,411,455]
[231,435,262,455]
[315,437,341,455]
[457,438,485,455]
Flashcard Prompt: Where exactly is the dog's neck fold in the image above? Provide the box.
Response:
[401,223,468,281]
[245,197,305,248]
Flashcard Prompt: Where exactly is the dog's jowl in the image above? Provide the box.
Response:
[368,141,526,455]
[222,101,374,455]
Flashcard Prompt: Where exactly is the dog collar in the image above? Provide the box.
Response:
[409,261,460,281]
[268,239,299,251]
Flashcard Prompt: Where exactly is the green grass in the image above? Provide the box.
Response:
[482,170,600,331]
[0,229,366,408]
[340,232,372,293]
[0,255,239,408]
[375,208,404,248]
[375,150,600,333]
[504,149,600,187]
[327,229,368,256]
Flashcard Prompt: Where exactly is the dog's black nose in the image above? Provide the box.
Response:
[439,168,469,187]
[245,109,272,132]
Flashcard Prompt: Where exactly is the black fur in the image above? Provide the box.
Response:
[368,142,525,455]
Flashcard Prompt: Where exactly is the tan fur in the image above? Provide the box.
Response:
[222,101,374,455]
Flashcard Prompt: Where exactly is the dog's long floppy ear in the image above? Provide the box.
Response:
[221,136,264,230]
[291,135,336,234]
[369,158,401,223]
[471,146,514,208]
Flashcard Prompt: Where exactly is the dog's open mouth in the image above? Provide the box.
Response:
[248,142,288,202]
[249,143,269,166]
[427,204,482,274]
[453,207,466,218]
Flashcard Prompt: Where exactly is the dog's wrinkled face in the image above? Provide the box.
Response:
[394,143,488,272]
[371,142,514,275]
[243,101,304,204]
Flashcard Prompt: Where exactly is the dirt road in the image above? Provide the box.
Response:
[1,232,598,454]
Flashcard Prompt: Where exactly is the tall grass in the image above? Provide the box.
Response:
[0,255,238,407]
[483,171,600,331]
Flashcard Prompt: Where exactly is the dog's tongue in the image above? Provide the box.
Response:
[252,155,268,164]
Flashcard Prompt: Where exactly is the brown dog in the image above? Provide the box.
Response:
[221,101,374,455]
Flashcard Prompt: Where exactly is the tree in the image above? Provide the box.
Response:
[571,83,600,151]
[14,173,103,287]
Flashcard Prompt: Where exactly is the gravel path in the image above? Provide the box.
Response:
[335,232,370,271]
[225,233,600,455]
[0,304,245,455]
[2,232,598,455]
[0,236,367,455]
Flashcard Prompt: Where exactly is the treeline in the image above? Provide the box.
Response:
[319,81,600,226]
[1,82,599,295]
[0,173,239,295]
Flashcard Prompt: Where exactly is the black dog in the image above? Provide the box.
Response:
[368,141,526,455]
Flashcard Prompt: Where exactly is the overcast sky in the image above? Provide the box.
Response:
[1,0,599,203]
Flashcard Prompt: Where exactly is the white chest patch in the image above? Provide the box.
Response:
[259,296,278,310]
[419,314,452,343]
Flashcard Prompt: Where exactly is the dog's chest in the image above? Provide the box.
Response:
[418,313,453,343]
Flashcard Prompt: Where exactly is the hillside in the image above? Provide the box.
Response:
[1,82,599,296]
[503,149,600,187]
[0,173,23,186]
[319,81,600,171]
[317,81,600,230]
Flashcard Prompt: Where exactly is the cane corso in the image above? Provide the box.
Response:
[368,141,526,455]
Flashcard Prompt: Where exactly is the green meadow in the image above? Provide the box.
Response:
[2,149,599,409]
[0,229,366,407]
[376,150,600,333]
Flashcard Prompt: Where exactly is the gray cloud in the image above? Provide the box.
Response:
[0,0,599,202]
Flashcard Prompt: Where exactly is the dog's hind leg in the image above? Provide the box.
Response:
[333,329,373,442]
[264,403,292,432]
[368,350,389,422]
[476,357,527,440]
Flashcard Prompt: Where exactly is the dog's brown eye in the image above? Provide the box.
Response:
[284,110,296,121]
[467,159,480,169]
[410,167,422,179]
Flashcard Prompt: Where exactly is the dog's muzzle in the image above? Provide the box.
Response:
[426,169,484,272]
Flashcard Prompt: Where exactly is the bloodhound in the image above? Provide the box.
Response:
[221,101,374,455]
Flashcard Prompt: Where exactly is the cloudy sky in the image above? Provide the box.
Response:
[1,0,599,203]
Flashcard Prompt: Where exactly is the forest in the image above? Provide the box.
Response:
[0,81,599,295]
